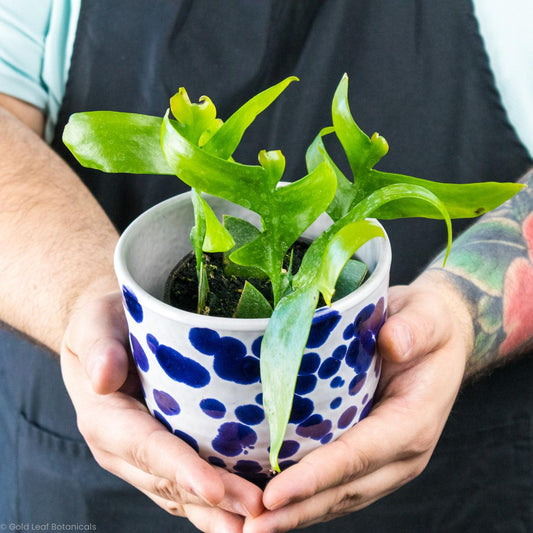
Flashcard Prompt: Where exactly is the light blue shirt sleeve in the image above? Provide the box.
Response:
[0,0,80,141]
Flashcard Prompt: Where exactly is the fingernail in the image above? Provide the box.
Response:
[395,323,412,357]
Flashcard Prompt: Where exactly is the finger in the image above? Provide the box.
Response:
[215,467,265,518]
[244,456,427,533]
[61,344,226,506]
[62,291,129,393]
[378,286,451,363]
[183,502,246,533]
[137,489,247,533]
[262,390,442,512]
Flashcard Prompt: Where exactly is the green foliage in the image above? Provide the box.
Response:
[62,74,524,472]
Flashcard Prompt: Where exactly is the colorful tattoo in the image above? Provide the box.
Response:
[429,168,533,375]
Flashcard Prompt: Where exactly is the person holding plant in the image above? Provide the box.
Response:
[0,1,532,532]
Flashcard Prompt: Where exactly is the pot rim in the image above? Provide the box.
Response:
[114,191,392,331]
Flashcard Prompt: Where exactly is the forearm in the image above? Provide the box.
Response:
[426,167,533,377]
[0,100,119,353]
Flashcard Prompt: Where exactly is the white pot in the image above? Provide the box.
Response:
[114,191,391,481]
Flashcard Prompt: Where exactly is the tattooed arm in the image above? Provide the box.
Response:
[427,167,533,376]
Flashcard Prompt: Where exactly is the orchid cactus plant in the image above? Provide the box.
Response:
[63,75,523,470]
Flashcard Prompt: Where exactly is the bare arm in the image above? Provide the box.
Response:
[0,94,263,529]
[0,93,119,353]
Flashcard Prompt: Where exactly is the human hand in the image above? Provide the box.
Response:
[60,287,264,532]
[243,273,473,532]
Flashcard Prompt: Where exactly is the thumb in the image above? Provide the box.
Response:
[62,290,129,394]
[378,284,452,364]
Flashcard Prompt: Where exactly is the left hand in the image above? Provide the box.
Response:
[243,273,473,532]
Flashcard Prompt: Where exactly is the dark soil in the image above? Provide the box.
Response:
[164,240,310,318]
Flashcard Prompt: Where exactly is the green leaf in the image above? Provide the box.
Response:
[306,126,356,220]
[331,74,372,177]
[170,88,223,146]
[222,216,266,279]
[233,281,273,318]
[197,196,235,253]
[204,76,299,159]
[313,221,384,305]
[63,112,173,174]
[365,170,526,220]
[260,285,319,471]
[332,259,368,302]
[161,110,268,210]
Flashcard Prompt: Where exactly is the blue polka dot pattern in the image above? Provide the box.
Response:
[122,286,143,323]
[156,344,210,388]
[200,398,226,419]
[235,404,265,425]
[153,389,180,415]
[212,422,257,457]
[174,429,200,452]
[306,309,341,348]
[130,333,149,372]
[122,281,387,480]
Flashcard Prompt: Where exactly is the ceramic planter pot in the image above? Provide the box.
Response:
[114,191,391,481]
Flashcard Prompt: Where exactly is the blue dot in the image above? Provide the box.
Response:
[330,376,345,389]
[208,456,226,468]
[338,405,357,429]
[349,373,366,396]
[318,357,341,379]
[355,303,375,330]
[296,415,332,440]
[343,323,355,339]
[251,336,263,357]
[212,337,260,385]
[200,398,226,419]
[279,460,297,471]
[212,422,257,457]
[332,345,347,360]
[295,374,317,395]
[130,333,149,372]
[153,389,180,415]
[174,429,200,452]
[306,309,341,348]
[233,460,263,474]
[330,397,342,409]
[346,338,360,368]
[146,333,159,354]
[321,432,334,444]
[153,410,172,431]
[278,440,300,459]
[235,404,265,425]
[122,286,143,323]
[155,344,210,388]
[189,327,220,354]
[288,395,314,424]
[255,393,263,405]
[359,399,373,421]
[298,352,320,375]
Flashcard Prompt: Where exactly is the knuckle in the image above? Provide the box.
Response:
[329,486,364,516]
[128,439,149,471]
[406,430,435,457]
[163,499,184,517]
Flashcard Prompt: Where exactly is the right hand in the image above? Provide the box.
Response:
[60,288,264,532]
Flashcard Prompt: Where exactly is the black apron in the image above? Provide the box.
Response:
[1,1,532,530]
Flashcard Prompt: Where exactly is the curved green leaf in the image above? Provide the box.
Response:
[366,170,526,219]
[313,221,384,305]
[63,112,173,174]
[261,285,319,472]
[161,110,268,210]
[204,76,299,159]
